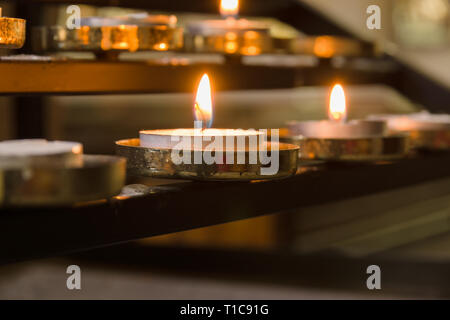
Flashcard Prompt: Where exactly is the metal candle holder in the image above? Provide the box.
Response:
[284,120,409,162]
[368,113,450,151]
[283,134,410,162]
[116,138,299,181]
[32,15,183,58]
[0,155,126,207]
[0,11,26,49]
[185,20,272,56]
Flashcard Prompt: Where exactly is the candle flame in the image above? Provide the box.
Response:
[220,0,239,17]
[194,73,213,128]
[329,84,347,122]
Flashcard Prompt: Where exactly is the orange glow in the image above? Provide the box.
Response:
[78,26,91,45]
[328,84,347,122]
[242,45,261,55]
[154,42,168,51]
[313,36,336,58]
[102,25,139,52]
[244,31,259,40]
[225,32,238,41]
[225,41,238,53]
[220,0,239,17]
[194,74,213,127]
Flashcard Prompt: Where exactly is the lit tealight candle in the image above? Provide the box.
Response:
[285,84,409,161]
[287,84,387,139]
[185,0,271,55]
[117,73,299,180]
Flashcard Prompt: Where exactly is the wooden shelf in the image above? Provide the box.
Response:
[0,59,296,95]
[0,57,395,95]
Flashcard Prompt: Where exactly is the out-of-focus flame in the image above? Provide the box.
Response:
[194,73,213,128]
[313,36,335,58]
[220,0,239,17]
[154,42,168,51]
[328,84,347,122]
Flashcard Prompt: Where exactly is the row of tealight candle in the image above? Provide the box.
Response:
[285,84,450,161]
[2,74,449,207]
[31,0,272,57]
[29,0,367,58]
[115,73,450,183]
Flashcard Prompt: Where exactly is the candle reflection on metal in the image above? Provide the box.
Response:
[101,25,139,51]
[116,73,299,181]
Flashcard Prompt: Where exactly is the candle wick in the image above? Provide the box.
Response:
[194,102,207,130]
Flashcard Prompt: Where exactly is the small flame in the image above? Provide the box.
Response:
[329,84,347,122]
[220,0,239,17]
[194,74,213,128]
[313,36,335,58]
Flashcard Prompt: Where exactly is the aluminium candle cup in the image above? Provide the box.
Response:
[0,16,26,49]
[0,155,126,207]
[32,15,183,56]
[184,19,272,55]
[284,120,409,161]
[283,134,409,162]
[368,113,450,151]
[115,138,299,181]
[0,139,83,168]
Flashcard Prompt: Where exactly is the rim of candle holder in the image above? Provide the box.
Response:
[115,138,299,181]
[0,140,83,169]
[281,133,410,162]
[0,17,26,49]
[0,155,126,207]
[31,25,184,56]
